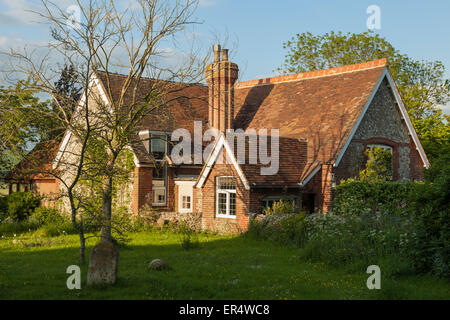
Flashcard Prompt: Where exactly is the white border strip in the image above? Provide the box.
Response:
[299,164,321,187]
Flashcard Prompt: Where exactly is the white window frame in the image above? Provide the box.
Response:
[216,176,237,219]
[152,162,167,207]
[152,184,166,206]
[182,195,191,210]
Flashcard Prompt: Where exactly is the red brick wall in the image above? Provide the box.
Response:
[408,136,425,180]
[167,169,175,211]
[201,163,250,233]
[131,166,152,214]
[193,187,203,213]
[303,164,334,213]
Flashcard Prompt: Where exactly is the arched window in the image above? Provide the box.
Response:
[360,144,393,181]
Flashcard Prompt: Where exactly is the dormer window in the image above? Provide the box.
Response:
[150,132,168,161]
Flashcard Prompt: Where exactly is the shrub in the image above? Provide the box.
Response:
[31,207,65,226]
[263,200,295,215]
[177,221,199,250]
[136,204,161,224]
[408,163,450,278]
[247,212,308,247]
[0,219,41,236]
[333,175,449,278]
[300,212,414,275]
[42,220,77,237]
[333,179,420,216]
[247,210,415,276]
[4,192,40,221]
[0,196,7,222]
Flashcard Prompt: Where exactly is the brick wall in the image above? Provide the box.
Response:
[32,179,60,208]
[201,162,250,233]
[303,164,334,213]
[131,166,152,214]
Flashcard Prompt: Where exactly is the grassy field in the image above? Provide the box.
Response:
[0,229,448,300]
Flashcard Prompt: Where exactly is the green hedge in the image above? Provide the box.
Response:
[333,179,422,216]
[0,191,40,222]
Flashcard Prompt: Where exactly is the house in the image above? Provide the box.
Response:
[6,45,430,233]
[4,140,61,205]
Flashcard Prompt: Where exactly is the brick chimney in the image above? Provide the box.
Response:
[205,44,239,133]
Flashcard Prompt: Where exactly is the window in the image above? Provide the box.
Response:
[176,181,195,213]
[152,162,167,206]
[150,133,167,160]
[216,177,236,218]
[182,196,191,210]
[261,197,296,214]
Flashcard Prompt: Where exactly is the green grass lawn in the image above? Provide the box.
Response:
[0,229,448,299]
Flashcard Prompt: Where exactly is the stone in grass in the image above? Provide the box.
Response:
[149,258,169,271]
[87,240,119,286]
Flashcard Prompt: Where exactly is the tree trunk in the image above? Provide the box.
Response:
[79,230,86,264]
[100,176,113,242]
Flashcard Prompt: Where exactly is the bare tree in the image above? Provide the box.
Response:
[1,0,208,271]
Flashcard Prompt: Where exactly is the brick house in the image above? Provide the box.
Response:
[7,45,429,232]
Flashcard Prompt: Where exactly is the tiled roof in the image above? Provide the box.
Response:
[96,72,209,133]
[233,60,387,181]
[6,139,61,180]
[232,135,307,187]
[96,60,387,184]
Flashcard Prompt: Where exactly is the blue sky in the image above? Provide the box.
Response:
[0,0,449,112]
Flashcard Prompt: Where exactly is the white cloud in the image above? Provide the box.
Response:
[441,102,450,115]
[0,36,8,46]
[0,0,76,26]
[0,0,42,25]
[199,0,216,7]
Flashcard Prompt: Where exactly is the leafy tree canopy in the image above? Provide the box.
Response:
[0,79,51,171]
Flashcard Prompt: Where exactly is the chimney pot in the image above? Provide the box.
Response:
[221,49,228,61]
[213,44,221,63]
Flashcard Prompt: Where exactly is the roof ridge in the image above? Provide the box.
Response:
[235,58,387,89]
[95,70,207,87]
